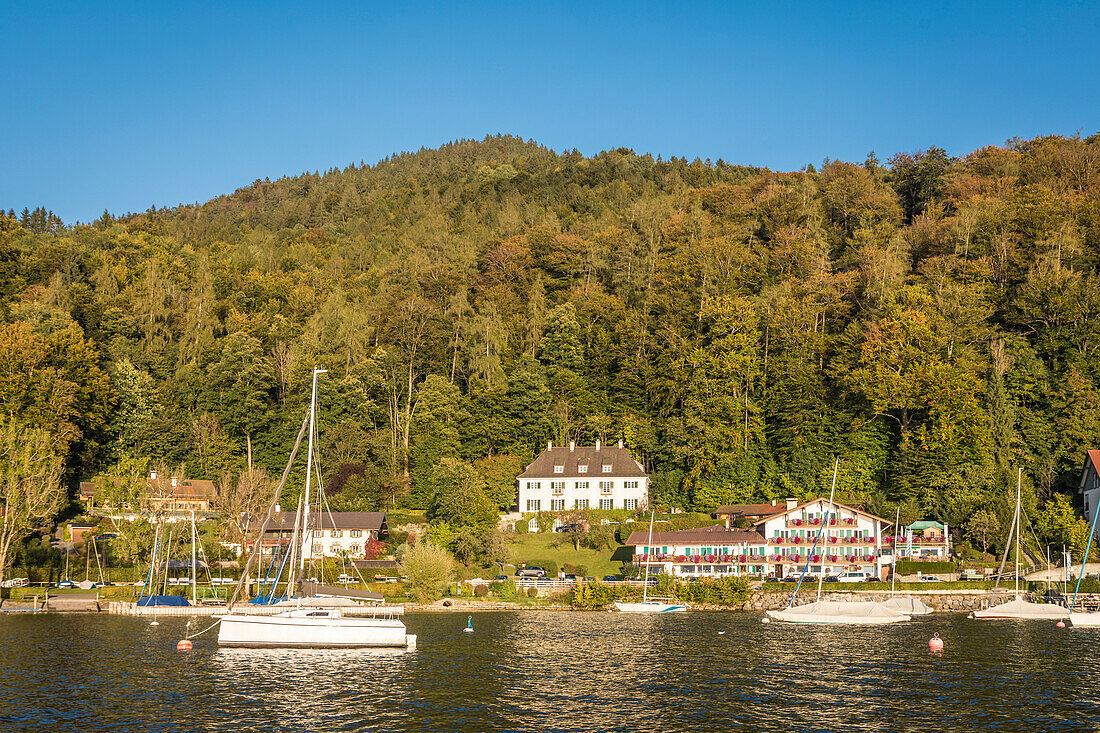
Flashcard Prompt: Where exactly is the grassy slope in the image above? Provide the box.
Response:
[506,533,624,578]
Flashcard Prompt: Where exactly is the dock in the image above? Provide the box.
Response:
[107,601,405,617]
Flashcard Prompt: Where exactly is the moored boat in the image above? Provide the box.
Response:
[218,607,414,648]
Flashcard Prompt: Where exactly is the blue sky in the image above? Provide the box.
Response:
[3,1,1098,223]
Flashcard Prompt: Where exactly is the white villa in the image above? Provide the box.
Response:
[516,440,648,512]
[627,498,895,580]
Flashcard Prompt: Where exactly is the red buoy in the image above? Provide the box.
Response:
[177,639,193,651]
[1056,621,1066,628]
[928,633,944,652]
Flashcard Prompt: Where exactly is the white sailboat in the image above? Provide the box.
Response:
[972,468,1068,620]
[769,459,910,625]
[879,507,934,616]
[218,368,415,648]
[611,510,687,613]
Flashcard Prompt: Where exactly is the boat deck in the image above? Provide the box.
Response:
[107,601,404,617]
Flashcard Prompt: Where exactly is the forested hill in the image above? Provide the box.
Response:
[4,133,1100,538]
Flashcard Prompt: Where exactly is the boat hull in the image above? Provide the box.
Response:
[1068,612,1100,627]
[766,611,910,625]
[971,598,1068,620]
[611,601,687,613]
[767,600,910,625]
[217,613,413,648]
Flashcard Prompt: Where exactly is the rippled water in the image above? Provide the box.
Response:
[0,611,1097,732]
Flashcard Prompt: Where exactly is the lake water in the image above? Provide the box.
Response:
[0,610,1096,732]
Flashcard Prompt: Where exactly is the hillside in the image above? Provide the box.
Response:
[3,132,1100,549]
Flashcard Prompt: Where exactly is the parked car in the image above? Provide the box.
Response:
[837,572,870,583]
[920,575,943,582]
[554,523,581,533]
[494,575,509,581]
[336,574,355,584]
[781,576,798,583]
[602,575,619,582]
[823,575,840,583]
[960,569,984,582]
[516,566,547,578]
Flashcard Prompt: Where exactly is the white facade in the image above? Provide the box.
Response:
[517,440,648,513]
[758,499,891,579]
[305,527,380,559]
[1081,451,1100,537]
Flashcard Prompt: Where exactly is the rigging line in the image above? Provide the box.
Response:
[991,497,1018,597]
[227,412,310,610]
[185,619,222,640]
[1071,503,1100,612]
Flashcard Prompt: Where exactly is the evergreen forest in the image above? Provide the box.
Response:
[3,133,1100,560]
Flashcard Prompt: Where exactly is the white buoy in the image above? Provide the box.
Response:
[463,616,474,633]
[929,633,944,651]
[761,617,771,624]
[150,621,160,626]
[718,631,726,635]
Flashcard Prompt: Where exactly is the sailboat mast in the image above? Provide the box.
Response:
[299,368,326,577]
[190,510,198,605]
[817,458,839,603]
[891,507,900,598]
[1016,467,1022,598]
[643,510,655,603]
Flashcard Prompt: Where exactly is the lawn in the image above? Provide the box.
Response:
[506,533,627,578]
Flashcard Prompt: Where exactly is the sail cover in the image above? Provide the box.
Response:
[136,595,191,607]
[880,597,934,615]
[971,597,1068,619]
[297,580,384,603]
[768,600,910,624]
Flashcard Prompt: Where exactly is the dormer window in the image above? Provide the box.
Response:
[602,465,612,473]
[553,465,564,474]
[578,465,588,473]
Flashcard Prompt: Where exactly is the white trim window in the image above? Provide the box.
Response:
[551,481,565,495]
[331,530,342,538]
[624,499,638,510]
[525,481,540,490]
[578,465,588,473]
[599,481,613,494]
[624,480,639,489]
[575,481,589,490]
[602,464,612,473]
[526,499,541,512]
[600,499,613,510]
[575,499,589,509]
[553,465,564,474]
[350,529,362,538]
[551,499,565,511]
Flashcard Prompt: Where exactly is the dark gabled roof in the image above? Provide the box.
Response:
[517,445,646,480]
[715,503,786,517]
[625,525,766,546]
[255,511,387,532]
[1082,451,1100,491]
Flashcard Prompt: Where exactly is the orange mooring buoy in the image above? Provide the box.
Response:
[177,639,193,651]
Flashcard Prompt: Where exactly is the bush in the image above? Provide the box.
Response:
[398,540,455,604]
[526,587,538,598]
[474,584,489,597]
[563,563,588,577]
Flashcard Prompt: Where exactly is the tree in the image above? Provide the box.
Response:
[426,460,498,529]
[398,540,454,604]
[0,418,65,584]
[965,509,1001,556]
[215,466,272,543]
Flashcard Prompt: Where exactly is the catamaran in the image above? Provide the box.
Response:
[768,459,910,624]
[217,368,415,648]
[611,510,686,613]
[972,468,1068,620]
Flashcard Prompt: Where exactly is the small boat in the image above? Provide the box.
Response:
[218,607,414,648]
[611,510,687,613]
[972,469,1067,621]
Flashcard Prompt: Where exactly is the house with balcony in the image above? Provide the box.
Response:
[79,471,216,522]
[254,511,387,560]
[625,497,894,580]
[759,498,894,580]
[894,520,951,559]
[715,502,787,527]
[516,440,648,513]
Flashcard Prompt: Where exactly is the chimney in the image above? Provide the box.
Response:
[596,439,601,451]
[275,503,281,513]
[171,477,177,487]
[547,441,552,451]
[618,439,623,448]
[150,470,157,480]
[569,440,575,452]
[786,497,798,510]
[724,516,730,529]
[771,499,777,506]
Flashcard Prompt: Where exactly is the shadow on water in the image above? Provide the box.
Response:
[1,611,1099,731]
